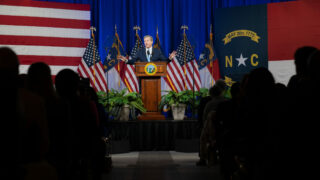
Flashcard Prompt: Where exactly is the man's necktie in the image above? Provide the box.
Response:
[147,50,150,62]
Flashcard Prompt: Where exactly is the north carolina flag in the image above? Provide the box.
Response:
[103,32,127,91]
[214,0,320,86]
[198,30,220,89]
[214,4,268,86]
[268,0,320,85]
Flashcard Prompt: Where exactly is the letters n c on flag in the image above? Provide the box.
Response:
[214,4,268,84]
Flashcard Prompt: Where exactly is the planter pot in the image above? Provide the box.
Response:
[119,104,130,121]
[171,104,186,120]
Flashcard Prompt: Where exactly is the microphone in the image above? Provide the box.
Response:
[147,50,150,56]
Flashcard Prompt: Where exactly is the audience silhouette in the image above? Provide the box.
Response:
[1,45,319,180]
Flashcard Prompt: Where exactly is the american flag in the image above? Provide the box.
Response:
[153,31,173,94]
[166,34,201,92]
[126,33,143,92]
[78,36,108,92]
[0,0,90,78]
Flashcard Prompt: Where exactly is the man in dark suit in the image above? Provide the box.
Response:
[118,35,176,64]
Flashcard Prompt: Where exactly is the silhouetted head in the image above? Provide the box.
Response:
[294,46,318,77]
[27,62,53,97]
[0,47,19,76]
[55,69,80,98]
[246,67,275,98]
[0,47,20,88]
[209,79,226,97]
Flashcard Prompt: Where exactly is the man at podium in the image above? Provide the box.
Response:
[117,35,177,120]
[118,35,176,63]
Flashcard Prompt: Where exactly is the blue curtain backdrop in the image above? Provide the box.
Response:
[37,0,294,62]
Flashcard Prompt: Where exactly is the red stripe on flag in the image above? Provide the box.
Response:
[1,1,90,80]
[268,1,320,60]
[89,66,103,92]
[0,0,90,11]
[191,60,201,90]
[0,15,90,29]
[170,61,185,89]
[79,62,90,78]
[186,67,199,91]
[125,65,139,92]
[78,61,102,92]
[78,62,91,80]
[18,55,81,66]
[212,59,221,81]
[130,66,139,92]
[90,66,103,90]
[167,64,184,91]
[0,35,89,47]
[163,77,173,91]
[185,65,193,90]
[95,62,108,91]
[187,61,200,91]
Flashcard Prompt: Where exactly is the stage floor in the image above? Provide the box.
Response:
[103,151,223,180]
[108,120,200,153]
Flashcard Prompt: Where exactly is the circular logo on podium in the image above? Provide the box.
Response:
[144,63,157,75]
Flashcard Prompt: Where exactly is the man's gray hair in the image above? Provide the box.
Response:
[143,35,153,42]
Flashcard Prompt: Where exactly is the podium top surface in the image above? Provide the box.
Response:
[135,61,167,77]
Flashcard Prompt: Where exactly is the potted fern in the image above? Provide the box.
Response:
[159,90,194,120]
[97,88,146,121]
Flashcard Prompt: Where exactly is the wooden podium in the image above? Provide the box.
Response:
[135,61,167,120]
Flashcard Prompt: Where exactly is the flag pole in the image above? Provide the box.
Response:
[154,26,160,49]
[90,26,96,87]
[105,47,110,124]
[210,24,214,87]
[184,26,197,119]
[133,25,141,45]
[115,25,121,88]
[181,25,188,90]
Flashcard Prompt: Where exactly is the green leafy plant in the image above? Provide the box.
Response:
[159,88,210,118]
[159,88,209,109]
[97,88,146,120]
[196,87,209,98]
[193,88,209,108]
[159,90,195,110]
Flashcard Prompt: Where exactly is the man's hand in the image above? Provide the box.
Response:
[169,51,177,60]
[117,55,127,62]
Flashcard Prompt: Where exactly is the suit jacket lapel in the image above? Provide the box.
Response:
[140,48,147,62]
[151,49,155,61]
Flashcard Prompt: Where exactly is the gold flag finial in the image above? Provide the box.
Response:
[181,25,188,34]
[90,26,96,37]
[133,25,141,35]
[115,24,117,33]
[90,26,96,32]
